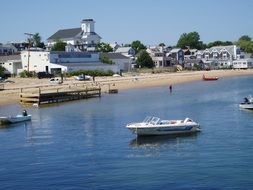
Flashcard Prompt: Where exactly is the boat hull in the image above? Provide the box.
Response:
[239,104,253,110]
[127,124,200,136]
[0,115,32,124]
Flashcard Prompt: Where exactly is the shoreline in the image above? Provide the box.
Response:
[1,69,253,107]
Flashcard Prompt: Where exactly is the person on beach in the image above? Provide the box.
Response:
[169,85,172,93]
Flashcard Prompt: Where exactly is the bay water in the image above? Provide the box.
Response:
[0,76,253,189]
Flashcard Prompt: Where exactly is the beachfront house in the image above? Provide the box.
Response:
[20,50,120,75]
[146,47,172,68]
[167,48,185,65]
[47,19,101,51]
[196,45,239,69]
[232,59,253,69]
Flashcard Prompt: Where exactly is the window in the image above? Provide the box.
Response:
[9,63,12,65]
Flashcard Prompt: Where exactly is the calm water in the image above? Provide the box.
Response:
[0,76,253,190]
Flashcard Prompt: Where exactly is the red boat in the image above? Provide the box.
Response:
[202,74,219,81]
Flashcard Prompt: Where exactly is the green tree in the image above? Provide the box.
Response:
[51,40,67,51]
[176,31,204,49]
[0,66,6,77]
[100,54,115,64]
[96,42,113,52]
[32,33,45,48]
[239,35,251,42]
[207,40,233,48]
[237,35,253,53]
[131,40,146,53]
[159,43,166,47]
[239,40,253,53]
[33,33,41,47]
[136,51,154,68]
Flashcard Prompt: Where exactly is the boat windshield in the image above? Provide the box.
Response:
[143,116,161,124]
[150,117,160,125]
[143,116,152,123]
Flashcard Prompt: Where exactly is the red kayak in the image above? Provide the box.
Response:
[202,74,219,81]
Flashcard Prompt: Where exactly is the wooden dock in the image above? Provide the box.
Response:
[20,86,101,105]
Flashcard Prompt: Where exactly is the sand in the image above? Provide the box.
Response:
[0,69,253,107]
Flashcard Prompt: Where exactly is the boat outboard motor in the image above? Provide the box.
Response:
[23,110,28,116]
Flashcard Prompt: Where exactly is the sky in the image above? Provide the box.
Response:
[1,0,253,46]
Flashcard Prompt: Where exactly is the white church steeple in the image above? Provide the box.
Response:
[81,19,95,33]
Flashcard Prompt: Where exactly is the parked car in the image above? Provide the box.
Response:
[49,78,62,84]
[37,72,54,79]
[74,74,91,81]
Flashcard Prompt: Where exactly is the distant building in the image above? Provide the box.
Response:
[0,43,18,56]
[110,42,120,52]
[47,19,101,51]
[115,47,135,57]
[101,52,132,72]
[0,54,21,75]
[146,47,172,68]
[167,48,185,65]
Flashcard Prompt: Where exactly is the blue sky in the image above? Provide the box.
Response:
[1,0,253,46]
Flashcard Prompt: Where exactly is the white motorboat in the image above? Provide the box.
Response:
[239,96,253,110]
[0,114,32,124]
[126,116,200,136]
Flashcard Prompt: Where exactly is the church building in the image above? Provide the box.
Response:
[47,19,101,51]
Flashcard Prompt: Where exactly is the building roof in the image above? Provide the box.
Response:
[170,48,182,53]
[47,28,82,41]
[0,54,21,62]
[115,47,133,53]
[209,45,236,56]
[101,53,129,59]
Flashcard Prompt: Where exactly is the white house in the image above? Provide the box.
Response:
[233,58,253,69]
[47,19,101,51]
[20,50,119,74]
[0,54,21,75]
[101,53,132,72]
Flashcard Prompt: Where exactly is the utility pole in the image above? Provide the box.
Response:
[24,33,34,72]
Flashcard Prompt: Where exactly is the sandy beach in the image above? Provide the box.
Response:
[0,69,253,107]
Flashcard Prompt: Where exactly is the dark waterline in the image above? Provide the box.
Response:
[0,76,253,190]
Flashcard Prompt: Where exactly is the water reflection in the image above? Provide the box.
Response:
[129,133,199,148]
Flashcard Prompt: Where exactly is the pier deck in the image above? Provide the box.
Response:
[20,86,101,105]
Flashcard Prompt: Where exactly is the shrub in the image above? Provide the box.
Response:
[19,70,34,78]
[67,70,114,77]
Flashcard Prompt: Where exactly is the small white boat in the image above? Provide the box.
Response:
[126,116,200,136]
[0,115,32,124]
[239,96,253,110]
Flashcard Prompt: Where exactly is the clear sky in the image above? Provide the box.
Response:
[1,0,253,46]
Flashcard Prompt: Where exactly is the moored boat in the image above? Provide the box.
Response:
[126,116,200,136]
[203,74,219,81]
[239,96,253,110]
[0,114,32,124]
